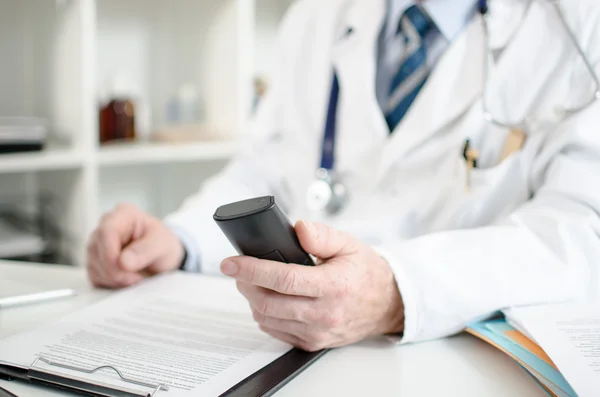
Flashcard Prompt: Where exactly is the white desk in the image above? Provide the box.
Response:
[0,261,545,397]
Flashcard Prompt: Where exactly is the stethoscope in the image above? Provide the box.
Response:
[480,0,600,131]
[305,73,349,215]
[306,0,600,216]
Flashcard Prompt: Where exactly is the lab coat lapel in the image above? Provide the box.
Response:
[378,16,486,175]
[378,0,529,176]
[331,0,389,159]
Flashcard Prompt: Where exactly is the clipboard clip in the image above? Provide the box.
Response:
[30,357,169,397]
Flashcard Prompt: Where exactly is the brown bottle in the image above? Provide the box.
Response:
[99,99,136,144]
[99,76,136,144]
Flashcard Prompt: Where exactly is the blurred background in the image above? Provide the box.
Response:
[0,0,293,267]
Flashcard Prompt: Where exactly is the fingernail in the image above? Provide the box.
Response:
[221,261,238,276]
[121,251,137,270]
[301,220,318,239]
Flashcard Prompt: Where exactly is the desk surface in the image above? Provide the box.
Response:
[0,261,545,397]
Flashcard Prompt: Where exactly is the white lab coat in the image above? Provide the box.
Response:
[165,0,600,343]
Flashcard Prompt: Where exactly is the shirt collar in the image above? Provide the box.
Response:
[386,0,478,41]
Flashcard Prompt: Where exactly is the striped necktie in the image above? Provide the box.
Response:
[385,5,434,132]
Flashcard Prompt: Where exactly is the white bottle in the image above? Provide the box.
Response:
[166,83,202,125]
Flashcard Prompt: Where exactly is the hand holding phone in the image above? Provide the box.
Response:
[213,196,315,266]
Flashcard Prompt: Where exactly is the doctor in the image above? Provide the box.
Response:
[87,0,600,351]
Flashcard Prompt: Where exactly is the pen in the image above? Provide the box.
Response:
[0,289,77,309]
[462,139,479,168]
[463,139,480,192]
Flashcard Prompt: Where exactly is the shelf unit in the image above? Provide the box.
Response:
[97,141,239,167]
[0,148,83,174]
[0,0,294,266]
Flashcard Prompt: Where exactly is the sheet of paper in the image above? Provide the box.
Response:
[0,272,292,396]
[505,304,600,397]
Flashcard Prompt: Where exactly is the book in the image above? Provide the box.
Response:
[467,318,576,397]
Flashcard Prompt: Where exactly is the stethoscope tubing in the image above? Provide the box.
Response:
[480,0,600,131]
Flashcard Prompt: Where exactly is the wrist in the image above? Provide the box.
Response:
[166,224,201,272]
[162,236,186,273]
[383,283,405,335]
[178,243,188,270]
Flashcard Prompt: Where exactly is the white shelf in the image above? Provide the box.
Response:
[0,0,293,266]
[97,140,239,167]
[0,148,83,174]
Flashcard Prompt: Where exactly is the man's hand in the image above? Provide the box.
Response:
[87,204,185,289]
[220,221,404,351]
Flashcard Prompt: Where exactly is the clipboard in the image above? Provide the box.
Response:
[0,348,328,397]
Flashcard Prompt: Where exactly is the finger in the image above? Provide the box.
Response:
[95,205,144,272]
[295,220,358,260]
[221,256,324,297]
[104,203,145,244]
[252,308,312,338]
[88,257,144,289]
[87,240,122,287]
[259,325,308,349]
[115,271,146,288]
[89,237,144,288]
[87,260,106,288]
[120,232,169,272]
[87,240,109,286]
[237,282,316,322]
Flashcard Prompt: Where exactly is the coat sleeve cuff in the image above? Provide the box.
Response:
[373,246,420,345]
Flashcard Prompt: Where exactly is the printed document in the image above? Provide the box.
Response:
[505,304,600,397]
[0,273,292,396]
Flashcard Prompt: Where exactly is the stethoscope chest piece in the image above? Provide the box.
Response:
[306,168,348,215]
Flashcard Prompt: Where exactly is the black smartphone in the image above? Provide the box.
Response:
[213,196,315,266]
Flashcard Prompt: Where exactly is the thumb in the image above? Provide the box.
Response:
[120,232,169,272]
[295,220,357,260]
